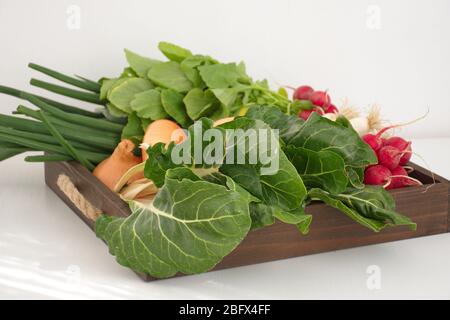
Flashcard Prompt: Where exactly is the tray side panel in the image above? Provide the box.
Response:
[217,182,448,270]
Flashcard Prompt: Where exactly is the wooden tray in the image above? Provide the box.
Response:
[44,161,449,281]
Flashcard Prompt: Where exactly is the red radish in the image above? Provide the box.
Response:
[310,91,331,108]
[361,110,427,156]
[364,165,392,186]
[293,85,314,100]
[385,166,408,189]
[399,145,412,165]
[386,166,422,189]
[325,104,339,114]
[299,106,325,120]
[362,133,382,151]
[365,164,423,189]
[384,136,412,165]
[377,146,403,170]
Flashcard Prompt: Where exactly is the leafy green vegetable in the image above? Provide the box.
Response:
[100,78,121,101]
[180,55,217,88]
[121,112,144,144]
[148,61,193,93]
[107,78,154,113]
[120,67,138,78]
[285,145,348,194]
[105,103,127,118]
[144,117,308,233]
[130,89,168,120]
[246,106,377,187]
[96,167,251,278]
[158,42,193,63]
[183,88,219,120]
[249,202,275,230]
[101,42,297,134]
[198,63,241,88]
[211,88,238,107]
[308,187,416,232]
[160,89,191,127]
[124,49,162,78]
[140,118,152,131]
[144,142,179,187]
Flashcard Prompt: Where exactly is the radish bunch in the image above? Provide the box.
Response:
[293,85,338,120]
[362,127,421,189]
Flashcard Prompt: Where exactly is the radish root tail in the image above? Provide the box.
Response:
[411,151,436,193]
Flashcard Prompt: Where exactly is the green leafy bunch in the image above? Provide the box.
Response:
[97,111,416,278]
[100,42,292,142]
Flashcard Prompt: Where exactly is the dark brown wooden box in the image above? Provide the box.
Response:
[44,161,449,281]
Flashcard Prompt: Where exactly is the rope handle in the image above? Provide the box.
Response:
[56,174,101,221]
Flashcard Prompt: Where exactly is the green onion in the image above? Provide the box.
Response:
[0,128,111,163]
[0,147,31,161]
[0,85,103,118]
[0,125,100,153]
[38,111,94,170]
[0,132,68,155]
[22,93,124,133]
[25,154,72,162]
[0,113,118,151]
[15,105,119,139]
[1,140,32,149]
[0,114,48,134]
[75,75,102,89]
[28,63,101,93]
[30,78,103,105]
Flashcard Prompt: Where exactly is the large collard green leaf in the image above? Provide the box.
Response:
[284,145,348,194]
[248,203,275,230]
[130,89,168,120]
[107,78,154,113]
[217,118,311,229]
[145,142,181,187]
[144,117,309,231]
[246,105,305,142]
[124,49,162,78]
[246,106,377,187]
[308,187,416,232]
[219,152,306,212]
[148,61,193,93]
[160,89,191,127]
[96,167,251,278]
[144,118,219,187]
[218,117,307,213]
[336,187,415,228]
[158,42,193,63]
[202,171,260,205]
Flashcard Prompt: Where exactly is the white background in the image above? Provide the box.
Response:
[0,0,449,138]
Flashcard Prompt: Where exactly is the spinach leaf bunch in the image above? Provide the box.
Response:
[100,42,292,142]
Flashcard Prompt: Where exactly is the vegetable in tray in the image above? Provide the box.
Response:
[0,41,423,278]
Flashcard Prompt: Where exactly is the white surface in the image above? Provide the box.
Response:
[0,138,449,299]
[0,0,450,138]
